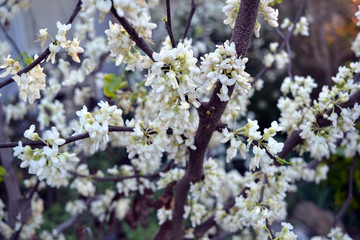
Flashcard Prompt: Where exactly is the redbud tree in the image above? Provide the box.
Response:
[0,0,359,239]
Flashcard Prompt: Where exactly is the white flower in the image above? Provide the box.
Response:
[157,207,172,225]
[267,137,284,155]
[47,43,61,64]
[56,21,71,46]
[201,40,250,102]
[66,37,84,63]
[36,28,48,47]
[24,124,39,141]
[65,200,87,215]
[250,145,271,170]
[275,222,297,240]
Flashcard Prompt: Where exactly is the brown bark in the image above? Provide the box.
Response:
[170,1,260,239]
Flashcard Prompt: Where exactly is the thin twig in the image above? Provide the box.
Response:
[0,126,134,149]
[92,51,110,75]
[266,219,275,239]
[333,154,358,227]
[0,103,21,228]
[0,23,23,60]
[165,0,176,48]
[0,126,177,149]
[215,124,278,162]
[56,197,94,234]
[70,159,174,182]
[110,5,155,61]
[212,231,238,240]
[258,174,268,204]
[70,171,157,182]
[279,87,360,159]
[275,28,293,82]
[251,0,307,85]
[287,0,307,40]
[0,0,82,89]
[193,188,248,238]
[27,179,40,200]
[182,0,196,40]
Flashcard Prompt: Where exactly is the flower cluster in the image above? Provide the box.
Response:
[0,199,13,238]
[0,40,10,59]
[73,101,124,154]
[277,76,318,133]
[278,61,360,159]
[275,222,297,240]
[183,203,207,228]
[157,206,173,225]
[201,40,250,101]
[58,58,95,86]
[16,196,44,239]
[85,0,156,70]
[105,21,147,71]
[352,8,360,57]
[286,157,329,184]
[259,0,279,28]
[0,0,29,24]
[189,158,224,199]
[40,21,84,64]
[146,42,201,129]
[107,164,155,196]
[223,0,279,37]
[311,227,353,240]
[90,189,115,222]
[13,125,79,186]
[65,200,87,216]
[281,16,309,36]
[90,189,130,222]
[82,0,157,35]
[2,101,28,123]
[221,78,264,124]
[222,0,240,29]
[221,120,283,171]
[70,164,96,196]
[0,55,46,104]
[263,42,289,69]
[38,99,68,136]
[157,168,185,189]
[124,120,167,174]
[39,230,66,240]
[215,168,288,233]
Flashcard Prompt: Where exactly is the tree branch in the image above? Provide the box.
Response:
[56,198,94,234]
[0,126,134,149]
[165,0,176,48]
[279,87,360,159]
[0,22,23,59]
[170,1,260,239]
[182,0,196,40]
[0,0,82,89]
[0,103,21,228]
[0,126,178,149]
[251,0,307,86]
[266,219,275,239]
[333,154,358,227]
[275,28,293,81]
[110,5,155,61]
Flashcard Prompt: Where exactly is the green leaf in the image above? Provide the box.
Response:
[270,0,282,6]
[21,51,34,66]
[0,166,6,182]
[103,73,127,99]
[162,14,167,23]
[276,157,293,165]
